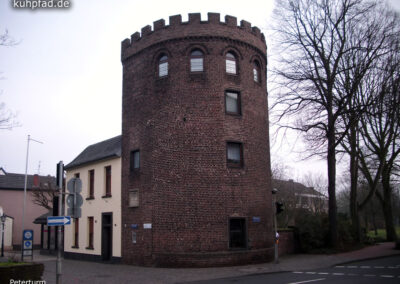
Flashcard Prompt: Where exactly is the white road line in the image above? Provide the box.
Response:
[347,266,357,268]
[374,266,384,268]
[288,278,326,284]
[293,272,304,274]
[318,272,329,275]
[305,272,316,274]
[332,273,344,275]
[380,275,394,278]
[360,266,370,268]
[335,266,344,268]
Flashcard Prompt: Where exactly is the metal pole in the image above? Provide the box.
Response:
[274,196,279,264]
[1,218,5,257]
[272,188,279,264]
[56,161,63,284]
[21,135,31,261]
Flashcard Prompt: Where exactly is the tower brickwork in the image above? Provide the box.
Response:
[121,13,273,267]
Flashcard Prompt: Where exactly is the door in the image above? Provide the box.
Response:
[101,213,113,261]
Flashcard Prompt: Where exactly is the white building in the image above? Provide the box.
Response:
[63,136,121,262]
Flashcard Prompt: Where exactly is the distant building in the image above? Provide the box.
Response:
[0,206,14,251]
[63,136,121,262]
[272,179,328,226]
[0,168,55,249]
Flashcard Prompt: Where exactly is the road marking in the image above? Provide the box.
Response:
[335,266,344,268]
[288,278,326,284]
[332,273,344,275]
[374,266,384,268]
[293,272,304,274]
[305,272,316,274]
[347,266,357,268]
[360,266,370,268]
[380,275,394,278]
[318,272,329,275]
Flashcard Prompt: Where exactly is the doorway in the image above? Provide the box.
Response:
[101,213,113,261]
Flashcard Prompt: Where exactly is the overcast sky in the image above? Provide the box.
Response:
[0,0,399,180]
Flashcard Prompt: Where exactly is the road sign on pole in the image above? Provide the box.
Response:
[47,216,71,226]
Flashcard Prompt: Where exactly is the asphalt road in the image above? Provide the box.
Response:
[182,255,400,284]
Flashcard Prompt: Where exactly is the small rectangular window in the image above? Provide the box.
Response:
[253,68,259,82]
[226,60,236,74]
[191,58,203,72]
[159,62,168,77]
[130,150,140,171]
[105,166,112,197]
[225,91,241,115]
[73,218,79,248]
[129,189,139,207]
[229,218,247,249]
[74,173,80,178]
[87,217,94,249]
[88,170,94,198]
[227,142,243,167]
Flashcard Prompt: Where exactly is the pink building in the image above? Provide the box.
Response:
[0,168,55,249]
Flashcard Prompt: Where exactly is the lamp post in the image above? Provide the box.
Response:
[21,135,43,261]
[272,188,279,263]
[1,214,6,257]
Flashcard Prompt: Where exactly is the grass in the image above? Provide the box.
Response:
[0,262,28,267]
[367,227,400,241]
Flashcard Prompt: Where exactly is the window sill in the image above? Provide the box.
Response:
[227,163,243,169]
[86,246,94,250]
[86,197,95,200]
[102,195,112,199]
[225,112,242,117]
[71,246,79,249]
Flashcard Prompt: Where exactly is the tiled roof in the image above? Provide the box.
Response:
[64,135,121,170]
[272,179,325,197]
[0,172,56,191]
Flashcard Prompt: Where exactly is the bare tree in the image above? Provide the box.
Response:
[336,4,400,241]
[31,178,57,211]
[271,0,383,247]
[0,29,20,130]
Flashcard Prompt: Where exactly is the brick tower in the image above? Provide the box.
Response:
[121,13,273,267]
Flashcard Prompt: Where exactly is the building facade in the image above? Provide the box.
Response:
[121,13,273,266]
[64,136,122,262]
[0,168,54,249]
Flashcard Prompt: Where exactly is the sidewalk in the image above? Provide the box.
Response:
[1,242,400,284]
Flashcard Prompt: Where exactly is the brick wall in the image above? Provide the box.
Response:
[121,13,273,267]
[278,230,296,256]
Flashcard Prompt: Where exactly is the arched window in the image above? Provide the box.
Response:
[158,54,168,77]
[253,60,261,82]
[226,52,237,74]
[190,49,204,72]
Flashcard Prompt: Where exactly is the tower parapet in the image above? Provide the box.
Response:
[121,13,266,62]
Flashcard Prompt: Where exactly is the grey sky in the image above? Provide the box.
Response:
[0,0,398,180]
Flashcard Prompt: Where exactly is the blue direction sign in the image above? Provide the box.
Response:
[47,216,71,226]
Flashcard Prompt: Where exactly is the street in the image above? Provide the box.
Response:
[182,255,400,284]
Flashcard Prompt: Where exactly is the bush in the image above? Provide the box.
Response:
[293,210,329,253]
[293,211,357,253]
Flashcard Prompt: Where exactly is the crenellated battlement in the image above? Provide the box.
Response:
[121,13,266,61]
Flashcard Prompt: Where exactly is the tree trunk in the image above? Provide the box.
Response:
[349,121,361,242]
[381,167,397,241]
[327,129,338,248]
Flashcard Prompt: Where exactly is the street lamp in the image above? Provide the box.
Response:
[1,214,6,257]
[21,135,43,261]
[272,188,279,264]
